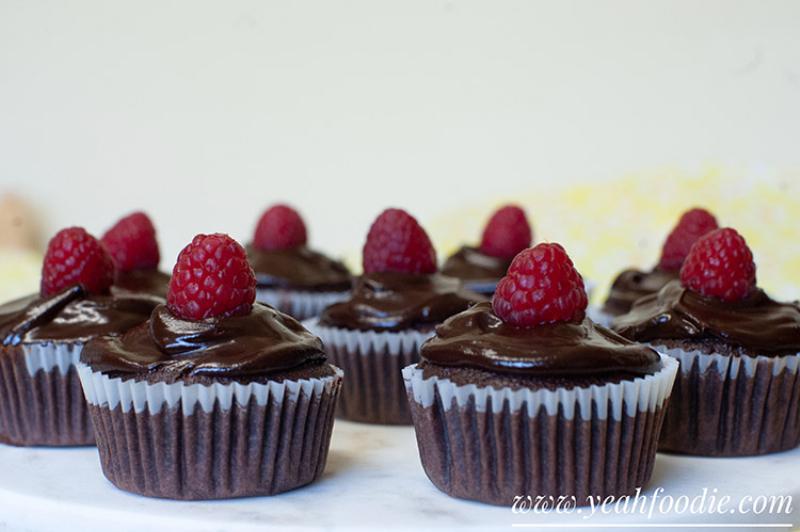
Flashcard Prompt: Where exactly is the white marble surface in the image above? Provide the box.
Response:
[0,421,799,531]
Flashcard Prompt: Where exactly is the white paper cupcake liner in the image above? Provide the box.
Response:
[403,353,677,505]
[0,341,93,446]
[21,341,82,376]
[81,363,344,499]
[651,344,800,456]
[403,353,677,421]
[304,318,434,424]
[256,288,349,321]
[77,363,343,416]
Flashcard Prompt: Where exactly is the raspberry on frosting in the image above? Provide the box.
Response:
[479,205,533,259]
[492,243,587,327]
[101,211,160,273]
[167,233,257,320]
[680,227,756,302]
[362,208,437,275]
[41,227,115,296]
[253,204,308,251]
[658,207,718,271]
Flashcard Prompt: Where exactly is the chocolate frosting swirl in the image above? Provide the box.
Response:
[441,246,510,283]
[81,303,326,380]
[112,269,170,299]
[603,268,678,316]
[247,245,351,292]
[613,281,800,355]
[421,302,659,377]
[0,286,158,346]
[318,272,485,331]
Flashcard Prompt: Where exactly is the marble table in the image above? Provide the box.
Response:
[1,421,798,531]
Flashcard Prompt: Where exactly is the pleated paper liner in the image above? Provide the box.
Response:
[256,288,349,321]
[653,344,800,456]
[403,354,678,506]
[305,319,433,424]
[77,363,343,500]
[0,342,93,446]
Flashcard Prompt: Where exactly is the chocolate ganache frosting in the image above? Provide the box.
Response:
[441,246,510,283]
[247,245,351,292]
[81,303,327,382]
[0,286,158,346]
[112,269,171,299]
[421,302,660,377]
[613,280,800,356]
[318,272,485,331]
[603,268,678,316]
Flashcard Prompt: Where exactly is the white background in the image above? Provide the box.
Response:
[1,0,798,264]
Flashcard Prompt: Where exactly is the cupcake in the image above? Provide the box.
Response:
[404,243,678,506]
[101,211,170,299]
[600,208,718,324]
[441,205,532,295]
[247,204,351,320]
[614,227,800,456]
[78,233,342,499]
[0,227,156,446]
[306,208,483,425]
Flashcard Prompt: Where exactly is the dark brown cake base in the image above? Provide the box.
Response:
[324,336,419,425]
[88,379,341,500]
[405,364,669,506]
[0,345,93,446]
[653,340,800,456]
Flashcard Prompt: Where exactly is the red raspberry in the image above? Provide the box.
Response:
[101,211,160,272]
[492,243,587,326]
[658,208,718,271]
[479,205,533,259]
[680,227,755,302]
[253,204,308,251]
[362,208,437,274]
[167,233,256,320]
[41,227,114,296]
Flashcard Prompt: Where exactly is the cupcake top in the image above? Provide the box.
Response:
[82,233,328,383]
[604,207,718,316]
[319,272,483,331]
[247,204,351,292]
[318,208,483,331]
[614,227,800,356]
[441,205,532,284]
[0,286,157,345]
[603,268,678,317]
[423,244,660,384]
[614,281,800,356]
[0,227,157,345]
[102,211,170,299]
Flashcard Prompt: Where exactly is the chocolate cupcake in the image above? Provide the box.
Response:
[78,233,342,499]
[247,204,351,320]
[102,211,170,299]
[404,243,678,506]
[600,208,718,324]
[0,227,156,446]
[614,227,800,457]
[306,208,483,425]
[441,205,532,295]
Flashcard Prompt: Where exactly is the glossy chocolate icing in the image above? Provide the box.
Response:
[81,303,326,381]
[613,280,800,356]
[247,245,351,292]
[603,268,679,316]
[112,269,170,299]
[421,302,659,377]
[441,246,510,283]
[0,286,157,346]
[318,272,485,332]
